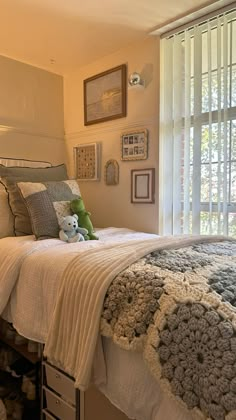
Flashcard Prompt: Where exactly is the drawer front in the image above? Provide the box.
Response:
[44,362,76,405]
[42,409,57,419]
[43,386,76,420]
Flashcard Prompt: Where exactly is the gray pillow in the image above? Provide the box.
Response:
[0,164,68,236]
[17,180,81,240]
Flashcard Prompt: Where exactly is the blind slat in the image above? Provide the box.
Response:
[223,14,229,235]
[217,17,222,234]
[173,35,183,234]
[207,22,213,235]
[159,38,174,235]
[183,30,191,234]
[192,25,202,234]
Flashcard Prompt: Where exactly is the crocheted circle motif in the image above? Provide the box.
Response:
[209,266,236,307]
[193,241,236,257]
[102,262,164,346]
[155,302,236,420]
[145,249,212,273]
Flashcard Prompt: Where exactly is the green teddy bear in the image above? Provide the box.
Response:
[70,198,98,240]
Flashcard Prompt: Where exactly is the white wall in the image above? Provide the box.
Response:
[0,38,160,233]
[0,55,65,164]
[64,37,160,233]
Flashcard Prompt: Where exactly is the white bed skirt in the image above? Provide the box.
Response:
[94,337,192,420]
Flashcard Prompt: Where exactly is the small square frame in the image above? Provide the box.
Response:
[131,168,155,203]
[74,143,100,181]
[121,129,148,161]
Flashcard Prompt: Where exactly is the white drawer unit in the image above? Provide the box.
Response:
[42,360,130,420]
[44,362,76,405]
[41,361,82,420]
[42,409,56,419]
[43,386,76,420]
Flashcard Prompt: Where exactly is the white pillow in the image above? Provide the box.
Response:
[0,158,52,238]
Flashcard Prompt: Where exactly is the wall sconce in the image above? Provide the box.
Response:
[128,72,144,88]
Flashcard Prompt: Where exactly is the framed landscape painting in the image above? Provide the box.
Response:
[84,64,127,126]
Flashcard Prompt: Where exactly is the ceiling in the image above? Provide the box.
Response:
[0,0,227,75]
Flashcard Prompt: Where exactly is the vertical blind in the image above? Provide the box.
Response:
[160,9,236,237]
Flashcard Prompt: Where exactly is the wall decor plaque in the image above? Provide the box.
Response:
[104,159,119,185]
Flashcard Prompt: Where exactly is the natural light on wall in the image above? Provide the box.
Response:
[160,7,236,237]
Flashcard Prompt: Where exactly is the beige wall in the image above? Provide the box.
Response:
[0,55,65,165]
[64,36,160,233]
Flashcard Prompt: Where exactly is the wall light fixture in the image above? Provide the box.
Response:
[128,72,144,88]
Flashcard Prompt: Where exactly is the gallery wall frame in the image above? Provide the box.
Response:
[74,142,100,181]
[121,129,148,161]
[84,64,127,126]
[131,168,155,204]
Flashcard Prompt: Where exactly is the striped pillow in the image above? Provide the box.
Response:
[17,180,81,240]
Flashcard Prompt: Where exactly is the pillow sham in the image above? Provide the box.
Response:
[17,180,81,240]
[0,164,68,236]
[0,157,51,168]
[0,158,52,238]
[0,190,14,238]
[0,158,51,193]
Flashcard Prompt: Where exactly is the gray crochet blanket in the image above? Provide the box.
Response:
[100,240,236,420]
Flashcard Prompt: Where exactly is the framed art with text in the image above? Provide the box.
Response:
[84,64,127,126]
[131,168,155,203]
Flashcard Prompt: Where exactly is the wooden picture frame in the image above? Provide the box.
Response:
[131,168,155,203]
[121,129,148,161]
[74,143,100,181]
[84,64,127,126]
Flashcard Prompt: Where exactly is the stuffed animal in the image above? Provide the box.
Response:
[70,198,98,240]
[59,214,88,243]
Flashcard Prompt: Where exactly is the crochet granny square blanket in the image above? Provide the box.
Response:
[101,240,236,420]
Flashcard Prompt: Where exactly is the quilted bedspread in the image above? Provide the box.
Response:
[101,240,236,420]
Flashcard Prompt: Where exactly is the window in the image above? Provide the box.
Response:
[160,9,236,237]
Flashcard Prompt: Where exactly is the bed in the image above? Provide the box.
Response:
[0,158,236,420]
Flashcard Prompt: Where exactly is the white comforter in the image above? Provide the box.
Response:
[0,228,192,420]
[0,228,157,341]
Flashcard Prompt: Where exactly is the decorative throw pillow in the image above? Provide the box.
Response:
[17,180,81,240]
[0,164,68,236]
[0,158,52,238]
